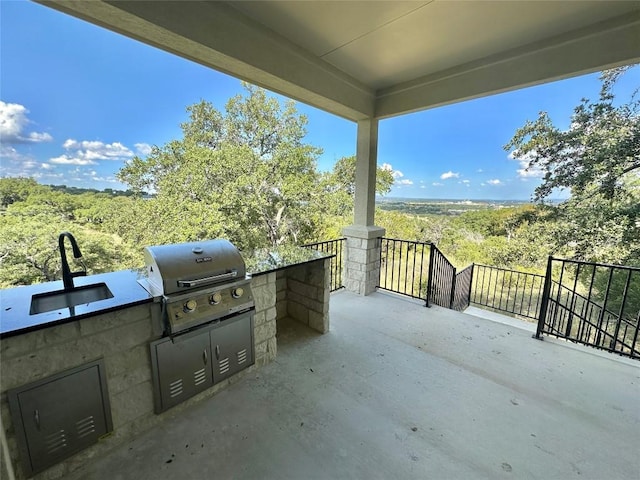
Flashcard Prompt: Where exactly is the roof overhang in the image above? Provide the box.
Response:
[38,1,640,121]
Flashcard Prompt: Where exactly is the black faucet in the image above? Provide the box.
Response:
[59,232,87,290]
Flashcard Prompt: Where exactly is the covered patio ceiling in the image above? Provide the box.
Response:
[39,1,640,121]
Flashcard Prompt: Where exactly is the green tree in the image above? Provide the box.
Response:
[0,179,142,287]
[319,155,396,232]
[325,155,394,197]
[118,84,323,249]
[505,66,640,265]
[0,206,139,288]
[0,177,43,208]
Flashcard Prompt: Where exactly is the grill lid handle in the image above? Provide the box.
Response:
[177,270,238,288]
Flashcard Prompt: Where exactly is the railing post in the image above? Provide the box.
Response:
[610,269,632,352]
[426,243,435,307]
[449,266,457,309]
[536,256,554,339]
[466,263,475,309]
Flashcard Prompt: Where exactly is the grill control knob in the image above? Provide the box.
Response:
[209,292,222,305]
[232,287,244,299]
[183,299,198,313]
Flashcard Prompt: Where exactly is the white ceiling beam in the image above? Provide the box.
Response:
[375,12,640,119]
[39,0,375,121]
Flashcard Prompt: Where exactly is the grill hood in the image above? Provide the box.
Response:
[143,239,247,296]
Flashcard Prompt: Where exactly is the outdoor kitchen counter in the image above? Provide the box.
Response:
[0,247,329,480]
[245,245,334,276]
[0,269,153,338]
[246,246,333,335]
[0,246,331,339]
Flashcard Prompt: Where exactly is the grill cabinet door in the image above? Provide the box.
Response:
[7,360,112,476]
[152,331,213,412]
[211,312,254,383]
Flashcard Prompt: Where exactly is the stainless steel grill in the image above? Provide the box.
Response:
[143,239,256,413]
[142,239,254,336]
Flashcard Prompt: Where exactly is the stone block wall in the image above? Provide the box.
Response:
[344,236,382,295]
[342,225,385,296]
[285,258,331,333]
[250,272,278,364]
[0,303,160,480]
[1,275,279,480]
[275,270,287,321]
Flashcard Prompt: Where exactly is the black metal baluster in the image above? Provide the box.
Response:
[611,269,632,352]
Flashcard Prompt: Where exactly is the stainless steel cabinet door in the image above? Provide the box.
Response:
[210,312,254,382]
[152,330,213,412]
[7,359,112,476]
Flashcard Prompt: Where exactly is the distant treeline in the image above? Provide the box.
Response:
[376,199,530,216]
[47,184,148,198]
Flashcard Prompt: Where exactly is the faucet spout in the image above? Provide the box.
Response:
[59,232,86,290]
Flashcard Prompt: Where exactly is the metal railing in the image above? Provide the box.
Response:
[378,238,431,300]
[302,238,345,292]
[452,264,474,311]
[470,264,545,321]
[537,257,639,359]
[428,245,456,308]
[307,238,639,360]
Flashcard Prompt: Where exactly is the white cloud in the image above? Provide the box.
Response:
[440,171,459,180]
[432,182,444,186]
[63,139,134,161]
[487,179,502,185]
[461,179,470,184]
[477,168,483,173]
[0,145,22,160]
[90,175,120,183]
[50,154,98,166]
[21,160,40,170]
[0,150,59,179]
[27,131,53,142]
[397,179,413,185]
[381,162,404,179]
[508,149,545,178]
[135,143,152,156]
[0,101,52,144]
[1,147,63,183]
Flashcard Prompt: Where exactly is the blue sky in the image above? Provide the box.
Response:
[1,1,638,200]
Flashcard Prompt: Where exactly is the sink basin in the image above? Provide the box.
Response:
[29,283,114,315]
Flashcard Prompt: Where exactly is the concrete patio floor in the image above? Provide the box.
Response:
[69,290,639,480]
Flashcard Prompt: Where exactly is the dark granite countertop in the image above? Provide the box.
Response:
[0,270,154,338]
[0,246,332,339]
[245,246,334,277]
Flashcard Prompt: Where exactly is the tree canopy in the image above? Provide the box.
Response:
[3,70,638,289]
[505,66,640,265]
[118,84,324,249]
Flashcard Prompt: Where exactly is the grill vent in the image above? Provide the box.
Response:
[237,349,247,364]
[76,416,96,439]
[169,379,183,398]
[219,358,230,374]
[45,430,68,454]
[194,368,207,386]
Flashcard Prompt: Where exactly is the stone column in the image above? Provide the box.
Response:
[343,225,384,295]
[343,118,385,296]
[354,118,378,226]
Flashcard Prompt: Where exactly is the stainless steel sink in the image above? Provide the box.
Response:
[29,283,114,315]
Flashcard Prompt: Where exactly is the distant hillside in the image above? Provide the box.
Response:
[376,197,531,216]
